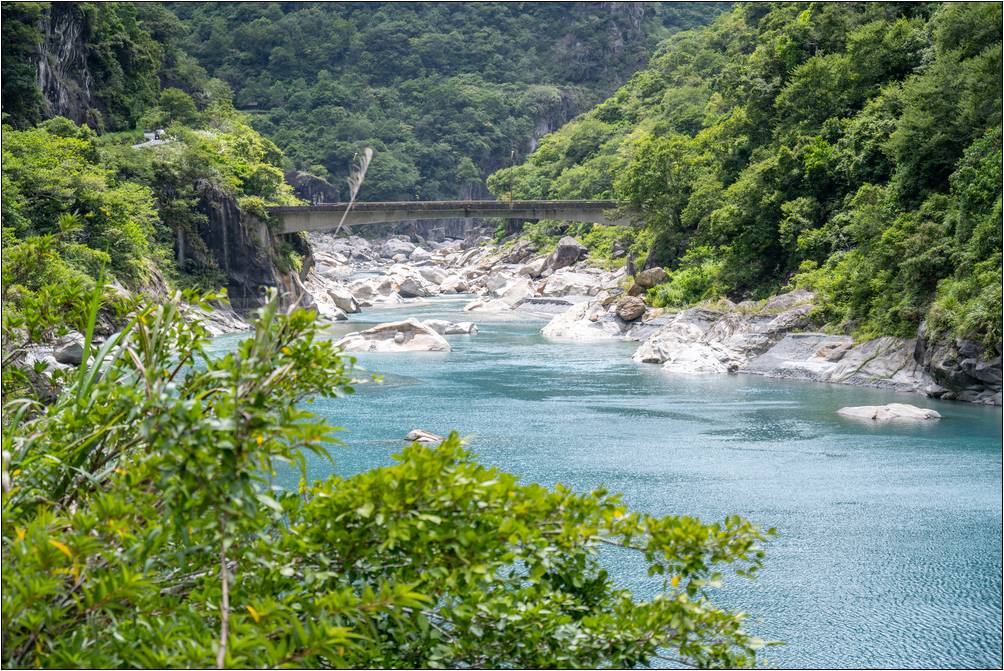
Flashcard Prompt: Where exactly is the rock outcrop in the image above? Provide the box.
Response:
[624,289,1001,404]
[914,323,1003,404]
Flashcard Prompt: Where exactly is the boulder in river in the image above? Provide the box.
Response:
[397,276,432,298]
[499,277,535,307]
[837,404,941,421]
[326,284,360,313]
[405,429,444,444]
[423,319,479,335]
[335,318,451,353]
[439,274,468,293]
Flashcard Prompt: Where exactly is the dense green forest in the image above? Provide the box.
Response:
[491,2,1002,350]
[169,2,727,199]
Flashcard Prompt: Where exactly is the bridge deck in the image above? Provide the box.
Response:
[269,200,637,233]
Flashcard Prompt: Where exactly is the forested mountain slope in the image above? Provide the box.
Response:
[168,2,727,200]
[1,2,315,338]
[490,2,1002,351]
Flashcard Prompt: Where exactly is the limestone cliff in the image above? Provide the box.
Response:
[34,3,94,126]
[187,181,313,314]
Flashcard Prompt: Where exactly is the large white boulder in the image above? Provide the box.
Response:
[499,277,535,307]
[326,284,360,313]
[335,318,451,353]
[837,404,941,421]
[518,256,547,278]
[397,276,432,298]
[545,236,587,271]
[382,238,416,258]
[541,271,603,297]
[439,275,468,293]
[417,266,448,285]
[423,319,479,335]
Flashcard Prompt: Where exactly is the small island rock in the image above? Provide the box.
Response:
[837,403,942,421]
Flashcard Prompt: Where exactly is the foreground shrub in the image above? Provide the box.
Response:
[2,289,773,668]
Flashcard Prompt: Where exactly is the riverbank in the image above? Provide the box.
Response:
[291,230,1001,406]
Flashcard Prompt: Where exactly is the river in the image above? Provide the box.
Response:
[209,296,1002,668]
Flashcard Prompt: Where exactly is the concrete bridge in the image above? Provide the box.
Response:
[269,200,637,234]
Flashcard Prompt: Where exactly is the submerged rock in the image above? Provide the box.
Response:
[837,404,942,421]
[335,318,451,353]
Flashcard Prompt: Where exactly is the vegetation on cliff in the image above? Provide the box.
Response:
[491,2,1002,350]
[2,96,299,340]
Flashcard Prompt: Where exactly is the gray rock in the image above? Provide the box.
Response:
[634,267,668,289]
[541,271,602,297]
[499,277,535,307]
[417,266,448,285]
[518,256,548,279]
[326,284,360,313]
[397,277,431,298]
[439,275,468,293]
[382,238,416,258]
[615,296,646,322]
[501,239,537,264]
[545,236,587,271]
[53,332,85,365]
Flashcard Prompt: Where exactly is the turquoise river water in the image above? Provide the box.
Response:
[209,297,1002,668]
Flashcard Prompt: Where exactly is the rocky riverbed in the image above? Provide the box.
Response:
[295,229,1002,406]
[22,229,995,406]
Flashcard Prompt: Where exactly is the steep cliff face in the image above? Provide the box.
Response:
[35,3,94,126]
[915,324,1003,405]
[189,181,313,314]
[1,3,160,130]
